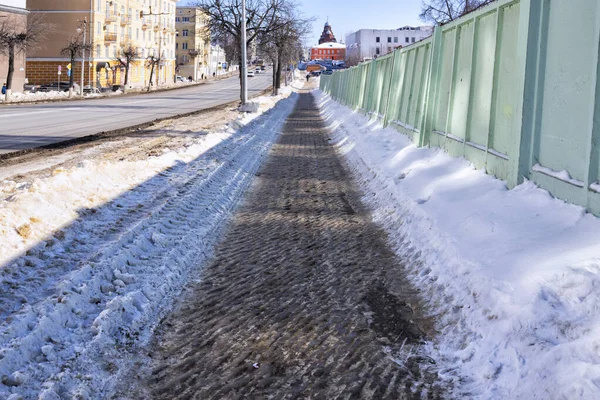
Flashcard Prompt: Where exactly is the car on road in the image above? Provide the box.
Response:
[247,70,255,77]
[254,68,261,74]
[260,65,266,71]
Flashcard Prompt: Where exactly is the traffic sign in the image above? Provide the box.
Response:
[58,65,62,72]
[67,63,71,70]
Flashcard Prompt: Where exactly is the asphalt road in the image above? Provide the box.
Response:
[0,71,273,155]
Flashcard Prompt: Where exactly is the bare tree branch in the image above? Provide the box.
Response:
[420,0,495,24]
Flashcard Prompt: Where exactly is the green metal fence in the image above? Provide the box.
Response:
[321,0,600,216]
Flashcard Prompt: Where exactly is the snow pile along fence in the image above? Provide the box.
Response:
[321,0,600,216]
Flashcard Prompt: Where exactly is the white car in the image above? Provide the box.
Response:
[247,71,255,77]
[254,68,261,74]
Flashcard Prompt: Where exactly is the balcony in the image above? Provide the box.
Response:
[105,13,118,23]
[120,16,131,26]
[104,33,117,43]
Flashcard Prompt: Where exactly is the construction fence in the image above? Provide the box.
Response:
[321,0,600,215]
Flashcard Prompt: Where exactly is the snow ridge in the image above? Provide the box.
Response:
[317,91,600,399]
[0,92,298,399]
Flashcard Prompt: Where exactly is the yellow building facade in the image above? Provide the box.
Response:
[175,7,210,81]
[26,0,179,89]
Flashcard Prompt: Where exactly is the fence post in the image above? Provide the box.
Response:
[419,26,443,148]
[383,51,399,127]
[512,0,545,189]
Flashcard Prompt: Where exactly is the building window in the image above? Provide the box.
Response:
[183,42,188,49]
[411,37,415,43]
[136,28,139,39]
[375,48,380,55]
[394,37,398,43]
[405,37,409,43]
[182,29,188,36]
[175,42,178,49]
[375,36,380,43]
[182,17,189,22]
[175,17,180,22]
[105,45,109,58]
[97,22,101,35]
[387,37,391,43]
[97,0,101,11]
[96,44,101,57]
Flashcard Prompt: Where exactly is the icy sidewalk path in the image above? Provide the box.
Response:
[0,91,298,399]
[317,91,600,399]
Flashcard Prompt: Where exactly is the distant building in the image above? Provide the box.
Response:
[0,1,28,92]
[311,21,345,61]
[175,6,210,80]
[310,42,346,61]
[345,26,433,62]
[318,21,336,44]
[26,0,179,88]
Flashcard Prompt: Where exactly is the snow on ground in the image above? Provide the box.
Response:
[0,86,297,399]
[0,80,201,104]
[317,91,600,399]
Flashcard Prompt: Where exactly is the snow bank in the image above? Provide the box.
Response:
[317,91,600,399]
[0,89,297,399]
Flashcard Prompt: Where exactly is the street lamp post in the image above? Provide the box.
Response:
[240,0,247,104]
[76,18,87,96]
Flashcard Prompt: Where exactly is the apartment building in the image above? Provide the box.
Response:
[0,0,28,92]
[175,6,211,80]
[345,26,433,62]
[26,0,179,89]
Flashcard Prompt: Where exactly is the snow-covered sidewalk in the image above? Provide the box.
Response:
[0,80,202,104]
[318,91,600,399]
[0,88,297,399]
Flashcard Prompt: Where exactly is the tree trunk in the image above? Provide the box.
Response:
[271,54,277,95]
[124,60,129,93]
[5,43,15,101]
[148,62,155,91]
[275,50,282,95]
[69,53,76,98]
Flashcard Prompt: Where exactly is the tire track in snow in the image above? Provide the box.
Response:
[0,93,298,399]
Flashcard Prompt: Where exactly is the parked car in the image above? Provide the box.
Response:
[83,85,100,94]
[254,68,261,74]
[37,82,78,92]
[260,65,266,71]
[247,70,255,77]
[176,75,189,83]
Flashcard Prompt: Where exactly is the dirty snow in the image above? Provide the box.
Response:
[317,91,600,399]
[0,86,297,399]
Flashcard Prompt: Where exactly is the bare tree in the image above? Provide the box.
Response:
[420,0,495,24]
[194,0,291,101]
[146,54,160,91]
[0,13,51,101]
[345,47,362,67]
[60,35,91,97]
[115,43,137,92]
[258,2,311,94]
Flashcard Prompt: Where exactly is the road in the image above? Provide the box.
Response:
[0,71,273,154]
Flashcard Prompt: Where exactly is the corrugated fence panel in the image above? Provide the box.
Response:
[318,0,600,215]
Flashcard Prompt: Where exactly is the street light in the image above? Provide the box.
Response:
[76,17,87,96]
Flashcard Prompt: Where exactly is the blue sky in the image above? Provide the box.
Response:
[181,0,426,46]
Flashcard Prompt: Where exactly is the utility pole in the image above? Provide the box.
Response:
[240,0,248,104]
